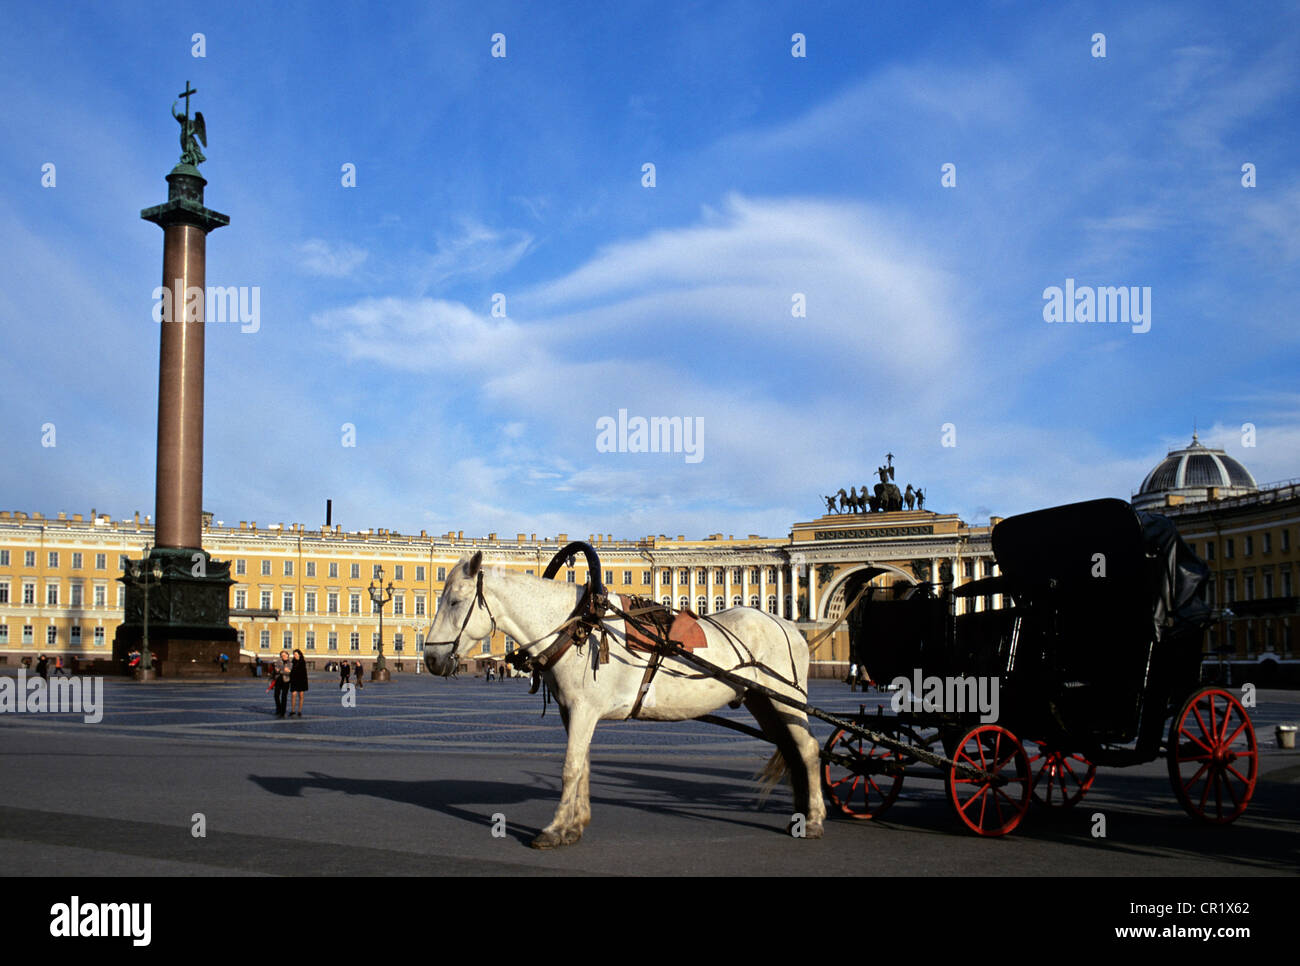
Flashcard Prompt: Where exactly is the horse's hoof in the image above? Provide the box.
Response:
[805,821,824,840]
[530,830,563,850]
[559,826,583,846]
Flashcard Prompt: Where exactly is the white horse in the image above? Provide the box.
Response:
[422,551,826,848]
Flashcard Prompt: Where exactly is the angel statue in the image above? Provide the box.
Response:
[172,82,207,167]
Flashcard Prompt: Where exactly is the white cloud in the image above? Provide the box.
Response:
[297,239,368,277]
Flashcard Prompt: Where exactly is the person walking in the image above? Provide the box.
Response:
[53,655,70,678]
[267,649,292,718]
[353,660,363,688]
[36,654,49,680]
[339,659,351,689]
[289,649,308,717]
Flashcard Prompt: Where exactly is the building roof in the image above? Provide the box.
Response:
[1134,433,1257,510]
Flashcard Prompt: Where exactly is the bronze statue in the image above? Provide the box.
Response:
[904,484,915,510]
[916,488,925,510]
[172,81,207,167]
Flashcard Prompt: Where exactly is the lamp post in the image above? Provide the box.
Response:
[368,567,394,682]
[130,557,164,680]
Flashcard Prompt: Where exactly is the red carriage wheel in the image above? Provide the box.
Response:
[1167,687,1258,824]
[822,728,903,819]
[946,725,1031,836]
[1024,739,1095,809]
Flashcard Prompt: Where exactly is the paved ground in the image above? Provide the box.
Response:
[1,670,1297,877]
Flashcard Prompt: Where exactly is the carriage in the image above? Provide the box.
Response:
[422,498,1257,845]
[821,497,1259,835]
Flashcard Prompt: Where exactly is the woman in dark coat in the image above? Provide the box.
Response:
[289,649,309,717]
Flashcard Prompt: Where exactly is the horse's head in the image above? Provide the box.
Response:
[423,551,495,677]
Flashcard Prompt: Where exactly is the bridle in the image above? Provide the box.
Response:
[425,568,496,669]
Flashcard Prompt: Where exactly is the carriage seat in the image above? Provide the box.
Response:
[618,595,707,652]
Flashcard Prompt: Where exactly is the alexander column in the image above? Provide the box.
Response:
[113,82,237,678]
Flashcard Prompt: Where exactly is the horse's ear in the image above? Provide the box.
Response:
[466,551,483,578]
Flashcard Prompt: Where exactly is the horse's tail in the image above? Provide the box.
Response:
[755,748,789,805]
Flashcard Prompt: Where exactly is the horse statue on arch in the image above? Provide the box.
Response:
[422,549,825,848]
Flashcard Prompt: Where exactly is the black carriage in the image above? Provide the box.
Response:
[822,498,1259,835]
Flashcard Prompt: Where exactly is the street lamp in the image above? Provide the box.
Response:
[129,557,164,680]
[368,567,394,682]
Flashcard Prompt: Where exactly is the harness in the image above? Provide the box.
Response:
[424,568,497,670]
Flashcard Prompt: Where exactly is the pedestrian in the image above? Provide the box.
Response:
[339,659,351,689]
[354,660,363,688]
[219,652,229,672]
[36,654,49,680]
[848,661,858,692]
[70,655,80,675]
[267,649,291,717]
[53,655,69,678]
[289,648,308,717]
[254,655,263,678]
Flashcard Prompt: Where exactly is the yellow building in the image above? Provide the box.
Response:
[1132,435,1299,684]
[0,507,995,678]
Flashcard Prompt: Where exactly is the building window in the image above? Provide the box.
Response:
[329,562,339,578]
[282,591,294,612]
[1264,573,1274,598]
[395,565,404,581]
[94,585,109,609]
[0,625,6,645]
[260,630,270,649]
[23,624,33,644]
[1282,529,1291,553]
[328,593,339,614]
[283,630,293,650]
[46,584,59,606]
[415,595,426,617]
[71,625,81,645]
[0,583,7,604]
[284,560,294,577]
[394,632,404,653]
[47,626,57,645]
[680,568,689,582]
[117,586,124,609]
[350,593,361,615]
[237,630,245,647]
[1283,571,1292,597]
[254,590,270,609]
[1244,575,1255,601]
[715,569,724,583]
[95,553,105,570]
[964,560,975,578]
[416,565,426,582]
[1205,542,1214,561]
[750,595,760,608]
[350,632,360,651]
[1224,576,1236,603]
[697,569,707,583]
[48,552,59,569]
[306,631,315,651]
[714,596,724,612]
[71,552,83,569]
[306,561,316,578]
[328,632,338,651]
[70,584,83,608]
[305,592,316,613]
[25,551,36,568]
[393,595,404,615]
[437,566,447,581]
[94,626,104,646]
[0,550,8,566]
[732,595,742,608]
[1225,539,1234,559]
[234,590,246,609]
[261,559,271,576]
[679,596,689,611]
[661,570,671,586]
[567,571,576,583]
[235,559,246,575]
[623,571,633,585]
[697,596,708,614]
[1244,535,1253,557]
[662,597,672,608]
[22,582,35,605]
[767,595,777,613]
[351,564,360,579]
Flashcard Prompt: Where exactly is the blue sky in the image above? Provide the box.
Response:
[2,0,1298,540]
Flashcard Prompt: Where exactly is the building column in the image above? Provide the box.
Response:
[760,565,768,612]
[776,566,784,618]
[706,566,715,614]
[689,565,697,613]
[724,565,733,609]
[808,561,818,621]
